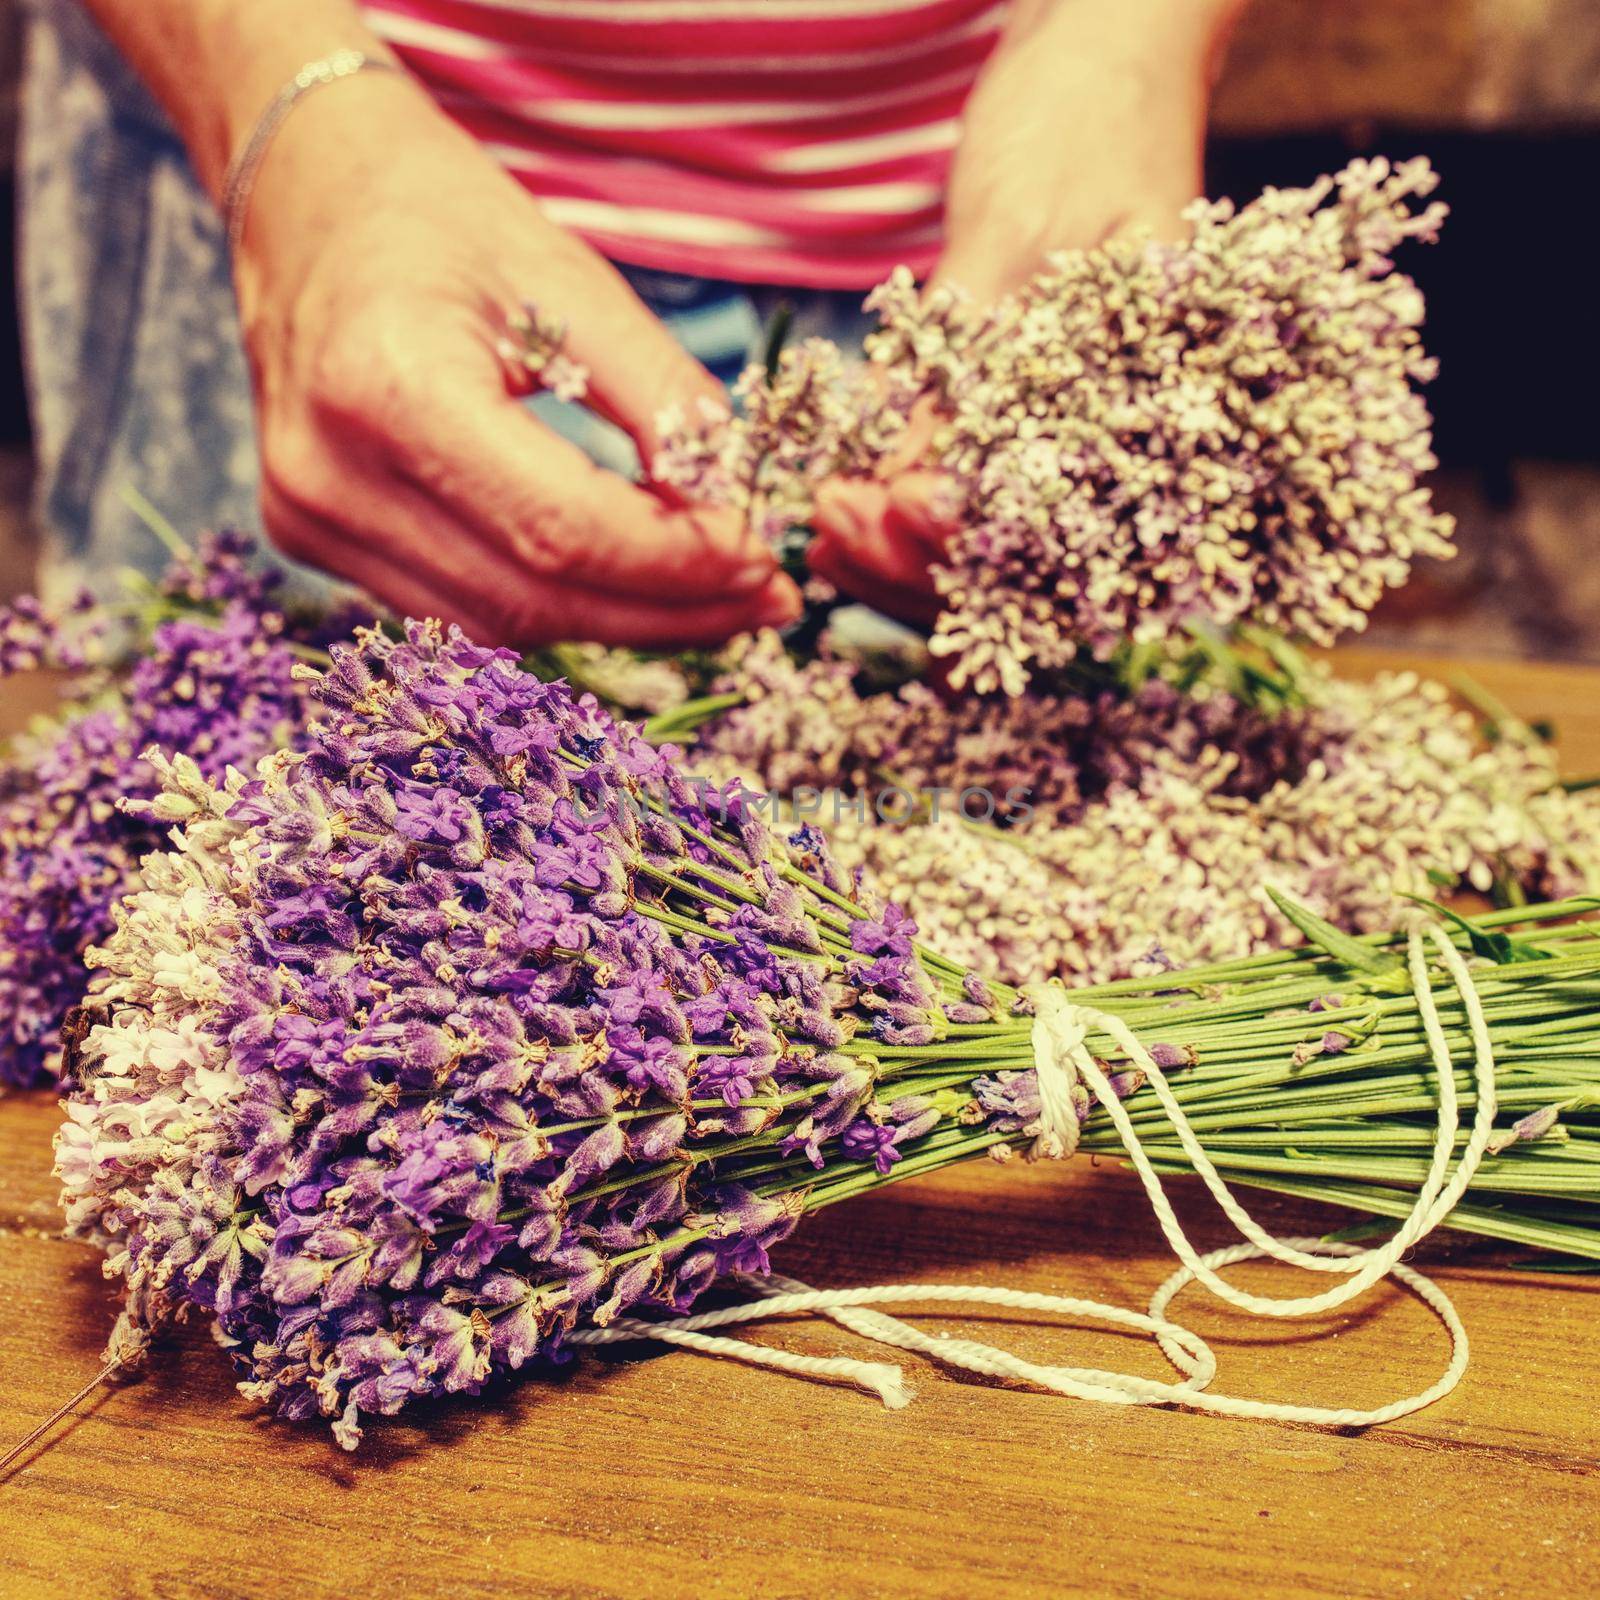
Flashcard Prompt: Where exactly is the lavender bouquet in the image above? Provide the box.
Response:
[0,533,319,1087]
[660,158,1454,692]
[688,628,1600,986]
[56,622,1600,1449]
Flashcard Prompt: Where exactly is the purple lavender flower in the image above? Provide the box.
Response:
[0,588,101,673]
[60,621,961,1446]
[841,1120,901,1175]
[1,537,312,1087]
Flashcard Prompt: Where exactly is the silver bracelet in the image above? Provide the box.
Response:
[221,49,402,254]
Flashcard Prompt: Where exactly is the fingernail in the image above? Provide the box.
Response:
[890,475,964,540]
[735,553,779,591]
[757,578,803,629]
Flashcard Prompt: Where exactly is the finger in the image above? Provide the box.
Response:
[886,471,964,551]
[265,478,800,650]
[813,481,942,594]
[457,566,802,652]
[316,303,771,598]
[385,370,776,600]
[423,558,803,652]
[500,240,733,465]
[807,530,943,629]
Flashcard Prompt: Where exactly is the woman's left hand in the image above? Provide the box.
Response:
[808,0,1247,621]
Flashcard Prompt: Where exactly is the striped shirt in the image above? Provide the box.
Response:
[361,0,1007,287]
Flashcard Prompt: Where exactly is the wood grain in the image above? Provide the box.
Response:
[1211,0,1600,134]
[2,653,1599,1599]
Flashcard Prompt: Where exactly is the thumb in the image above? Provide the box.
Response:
[887,471,965,550]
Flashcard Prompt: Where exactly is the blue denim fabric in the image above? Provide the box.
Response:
[18,2,875,597]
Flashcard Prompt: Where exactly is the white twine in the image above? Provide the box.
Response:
[574,924,1495,1428]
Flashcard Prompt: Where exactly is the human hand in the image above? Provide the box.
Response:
[234,72,800,648]
[809,0,1246,622]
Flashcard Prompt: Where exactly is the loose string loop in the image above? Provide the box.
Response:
[580,923,1495,1426]
[1028,923,1498,1320]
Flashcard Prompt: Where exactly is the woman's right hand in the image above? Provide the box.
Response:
[232,69,799,648]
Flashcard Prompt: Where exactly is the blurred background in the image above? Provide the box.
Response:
[2,0,1597,659]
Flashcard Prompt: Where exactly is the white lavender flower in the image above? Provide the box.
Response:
[659,158,1455,694]
[691,639,1600,986]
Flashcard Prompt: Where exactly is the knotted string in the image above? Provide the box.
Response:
[578,923,1495,1426]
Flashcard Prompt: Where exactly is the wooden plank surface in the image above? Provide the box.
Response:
[3,651,1599,1599]
[1212,0,1600,134]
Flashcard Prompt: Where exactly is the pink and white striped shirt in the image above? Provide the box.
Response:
[361,0,1007,287]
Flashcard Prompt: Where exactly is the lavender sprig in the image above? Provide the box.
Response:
[658,158,1454,693]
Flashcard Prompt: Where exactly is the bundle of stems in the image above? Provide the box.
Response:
[681,894,1600,1264]
[1072,898,1600,1261]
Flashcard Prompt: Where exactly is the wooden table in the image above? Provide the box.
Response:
[3,651,1598,1600]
